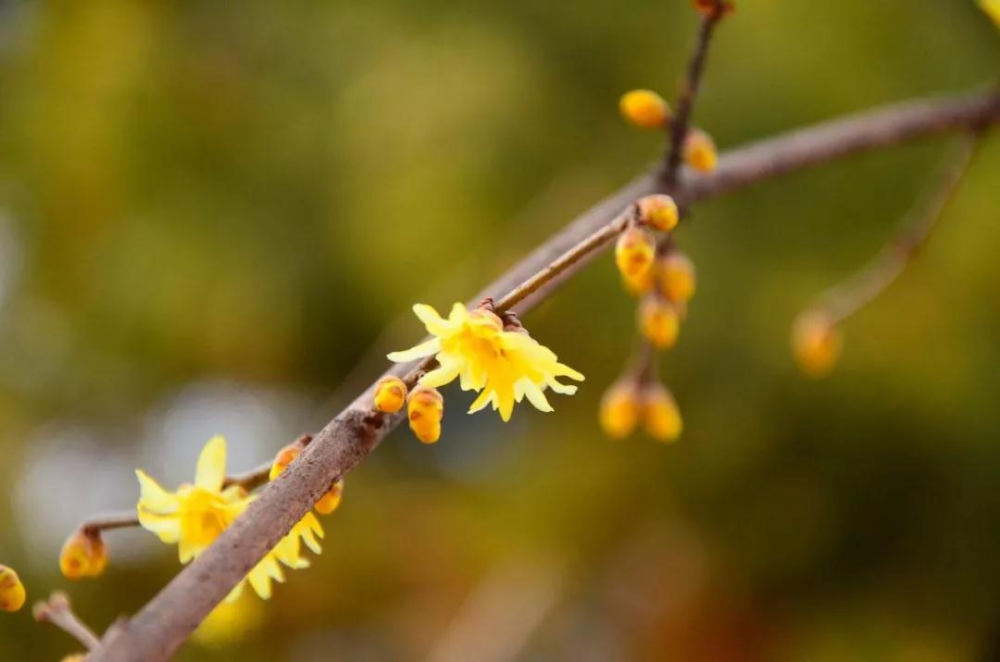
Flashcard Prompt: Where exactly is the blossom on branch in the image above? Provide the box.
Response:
[388,303,583,423]
[0,565,26,612]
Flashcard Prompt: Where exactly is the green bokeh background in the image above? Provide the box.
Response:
[1,1,999,660]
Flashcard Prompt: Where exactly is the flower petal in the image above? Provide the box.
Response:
[195,435,228,492]
[387,338,441,363]
[136,470,179,514]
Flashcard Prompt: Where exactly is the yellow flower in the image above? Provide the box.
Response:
[792,312,841,378]
[619,90,671,129]
[389,303,583,422]
[373,376,408,413]
[136,435,250,564]
[269,443,344,515]
[60,529,108,580]
[235,508,324,601]
[599,380,641,439]
[0,565,25,612]
[979,0,1000,28]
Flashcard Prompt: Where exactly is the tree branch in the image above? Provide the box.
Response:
[90,86,999,662]
[805,132,982,325]
[34,591,102,652]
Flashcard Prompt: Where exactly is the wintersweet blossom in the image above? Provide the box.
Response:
[388,303,584,422]
[136,435,248,563]
[136,435,324,602]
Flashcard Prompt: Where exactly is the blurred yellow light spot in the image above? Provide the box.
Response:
[979,0,1000,28]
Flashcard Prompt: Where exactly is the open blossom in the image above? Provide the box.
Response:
[388,303,584,422]
[136,435,248,564]
[136,435,324,601]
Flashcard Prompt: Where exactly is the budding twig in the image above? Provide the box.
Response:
[805,132,982,326]
[34,591,102,652]
[662,0,729,188]
[89,88,1000,662]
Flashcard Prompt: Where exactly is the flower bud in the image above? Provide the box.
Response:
[408,385,444,444]
[59,529,108,580]
[0,565,26,612]
[315,479,344,515]
[683,128,718,173]
[659,251,696,303]
[615,227,656,279]
[692,0,736,18]
[619,90,671,129]
[621,267,655,297]
[269,443,302,481]
[374,376,408,413]
[637,194,679,232]
[642,383,683,442]
[599,380,641,439]
[638,296,680,349]
[792,312,841,378]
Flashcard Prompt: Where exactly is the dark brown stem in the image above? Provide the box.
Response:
[34,591,102,651]
[808,132,982,325]
[89,87,1000,662]
[662,1,728,189]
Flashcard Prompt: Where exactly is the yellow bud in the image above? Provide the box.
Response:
[59,529,108,580]
[599,380,641,439]
[659,251,696,303]
[638,296,680,349]
[683,128,718,173]
[269,443,302,481]
[619,89,671,129]
[315,479,344,515]
[637,194,679,232]
[374,375,408,413]
[978,0,1000,28]
[407,385,444,444]
[615,226,656,280]
[792,312,841,378]
[0,565,26,612]
[621,267,655,297]
[642,383,683,442]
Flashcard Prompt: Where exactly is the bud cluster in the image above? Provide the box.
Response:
[599,377,683,443]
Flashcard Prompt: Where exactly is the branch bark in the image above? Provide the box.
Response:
[91,86,999,662]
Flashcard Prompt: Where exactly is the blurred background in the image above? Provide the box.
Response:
[1,1,999,660]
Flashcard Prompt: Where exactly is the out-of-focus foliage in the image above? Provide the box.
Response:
[0,1,998,660]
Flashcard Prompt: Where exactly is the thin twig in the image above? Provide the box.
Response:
[635,0,729,383]
[662,0,729,188]
[809,132,983,325]
[34,591,102,652]
[90,87,1000,662]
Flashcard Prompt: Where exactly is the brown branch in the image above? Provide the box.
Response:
[90,86,1000,662]
[34,591,102,652]
[662,0,729,189]
[806,132,982,325]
